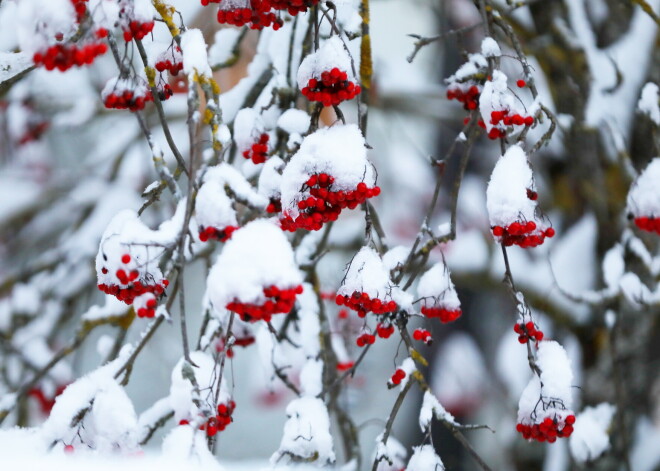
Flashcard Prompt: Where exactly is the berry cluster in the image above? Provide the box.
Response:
[155,50,183,76]
[420,305,462,323]
[134,292,158,318]
[215,6,282,31]
[356,332,376,347]
[281,174,380,232]
[514,321,544,343]
[335,291,397,318]
[486,110,535,140]
[198,225,238,243]
[412,328,432,345]
[266,198,282,214]
[226,284,303,322]
[33,42,108,72]
[446,85,480,110]
[242,134,270,164]
[516,415,575,442]
[201,400,236,437]
[301,68,361,107]
[103,89,153,111]
[270,0,318,15]
[123,20,155,42]
[492,222,555,248]
[389,368,406,386]
[336,361,354,371]
[97,253,169,305]
[634,216,660,234]
[376,323,395,339]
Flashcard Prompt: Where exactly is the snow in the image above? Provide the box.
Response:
[569,403,615,463]
[234,108,266,153]
[271,397,336,465]
[204,164,269,209]
[181,29,212,77]
[208,29,242,67]
[206,219,302,310]
[627,158,660,218]
[406,444,444,471]
[638,82,660,125]
[416,263,461,311]
[602,244,625,290]
[419,391,457,432]
[481,37,501,58]
[195,179,237,231]
[373,434,407,471]
[337,246,398,302]
[0,52,33,85]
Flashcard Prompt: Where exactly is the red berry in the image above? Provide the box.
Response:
[517,79,526,88]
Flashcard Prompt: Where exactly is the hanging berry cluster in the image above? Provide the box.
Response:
[516,414,575,443]
[444,53,488,111]
[298,37,359,108]
[133,292,159,318]
[335,291,397,318]
[30,0,109,72]
[412,328,432,345]
[447,85,481,111]
[102,77,173,112]
[633,216,660,234]
[389,368,407,386]
[243,134,270,164]
[491,221,555,248]
[486,109,535,140]
[195,178,239,244]
[235,108,272,165]
[514,321,544,343]
[199,400,236,437]
[206,0,319,30]
[118,0,155,42]
[199,225,238,243]
[375,322,395,339]
[281,176,380,232]
[97,252,169,305]
[355,331,376,347]
[226,284,303,322]
[155,46,184,76]
[417,264,462,323]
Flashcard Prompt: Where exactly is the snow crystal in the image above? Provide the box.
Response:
[569,403,615,463]
[481,37,501,58]
[206,219,302,309]
[181,29,212,77]
[638,82,660,124]
[406,444,444,471]
[272,397,336,465]
[627,158,660,218]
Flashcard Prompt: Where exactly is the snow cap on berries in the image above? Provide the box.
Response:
[338,246,393,301]
[417,263,461,312]
[195,179,238,239]
[181,29,212,76]
[487,145,537,227]
[627,157,660,219]
[297,36,355,89]
[206,219,302,311]
[406,445,445,471]
[272,397,336,465]
[280,124,374,220]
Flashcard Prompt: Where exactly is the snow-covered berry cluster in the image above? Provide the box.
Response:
[118,0,155,42]
[269,0,318,15]
[389,368,406,386]
[486,109,535,140]
[417,264,462,323]
[96,211,169,307]
[517,341,576,443]
[97,251,168,305]
[514,321,544,343]
[209,0,283,30]
[280,125,379,232]
[627,158,660,235]
[298,37,360,107]
[445,53,488,111]
[155,46,184,75]
[23,0,109,72]
[102,78,153,111]
[207,220,304,323]
[132,292,158,318]
[412,328,432,345]
[235,108,271,165]
[196,176,239,244]
[516,414,575,442]
[487,145,554,249]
